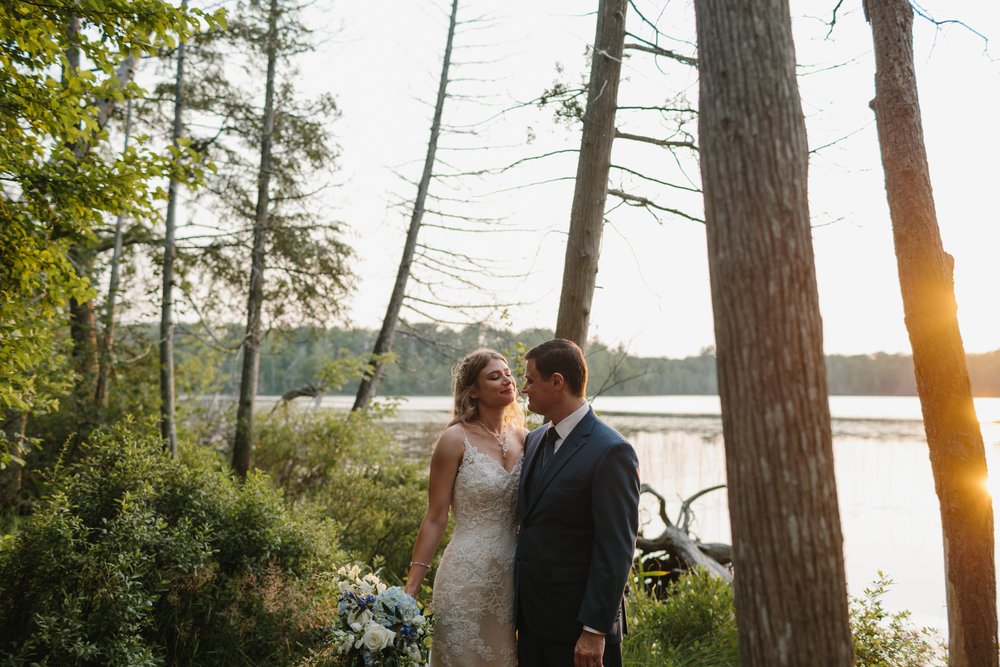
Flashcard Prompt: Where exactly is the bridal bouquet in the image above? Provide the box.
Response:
[320,565,431,666]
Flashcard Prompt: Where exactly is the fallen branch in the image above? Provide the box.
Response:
[638,482,732,581]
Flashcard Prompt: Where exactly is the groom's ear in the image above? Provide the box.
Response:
[550,372,565,391]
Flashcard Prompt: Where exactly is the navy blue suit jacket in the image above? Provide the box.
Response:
[515,407,640,645]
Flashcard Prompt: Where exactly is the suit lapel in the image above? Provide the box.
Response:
[518,427,544,520]
[522,408,597,518]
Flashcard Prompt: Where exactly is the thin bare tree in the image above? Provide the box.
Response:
[865,1,997,664]
[232,0,279,479]
[95,98,133,413]
[553,0,629,347]
[352,0,460,411]
[694,0,854,663]
[160,0,188,457]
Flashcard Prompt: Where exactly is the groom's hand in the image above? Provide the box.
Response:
[573,629,605,667]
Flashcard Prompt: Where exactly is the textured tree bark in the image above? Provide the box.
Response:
[865,2,998,664]
[160,4,187,457]
[352,0,459,411]
[694,0,854,664]
[553,0,628,347]
[232,0,279,479]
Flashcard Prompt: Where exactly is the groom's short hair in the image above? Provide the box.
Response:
[525,338,587,397]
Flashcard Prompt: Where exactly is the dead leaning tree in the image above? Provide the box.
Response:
[350,2,528,409]
[352,0,460,411]
[865,1,997,664]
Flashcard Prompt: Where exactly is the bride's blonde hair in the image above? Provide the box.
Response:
[448,348,525,428]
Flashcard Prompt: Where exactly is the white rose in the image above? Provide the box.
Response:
[361,622,396,652]
[348,607,373,630]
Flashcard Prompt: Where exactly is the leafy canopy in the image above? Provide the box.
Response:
[0,1,224,460]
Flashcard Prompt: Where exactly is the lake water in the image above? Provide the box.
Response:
[266,393,1000,633]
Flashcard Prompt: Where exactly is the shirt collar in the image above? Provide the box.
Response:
[550,400,591,442]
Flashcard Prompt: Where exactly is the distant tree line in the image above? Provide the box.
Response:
[168,324,1000,397]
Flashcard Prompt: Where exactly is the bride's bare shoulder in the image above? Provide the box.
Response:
[433,423,467,458]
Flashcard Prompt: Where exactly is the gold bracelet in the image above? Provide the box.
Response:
[409,560,431,569]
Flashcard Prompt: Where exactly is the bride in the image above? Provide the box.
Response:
[404,348,527,666]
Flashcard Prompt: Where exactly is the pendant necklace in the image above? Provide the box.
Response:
[479,420,509,459]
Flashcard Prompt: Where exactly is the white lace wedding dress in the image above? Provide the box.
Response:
[431,436,522,666]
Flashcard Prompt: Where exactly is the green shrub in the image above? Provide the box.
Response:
[624,568,945,667]
[851,572,945,667]
[254,407,429,582]
[0,420,344,666]
[624,568,739,667]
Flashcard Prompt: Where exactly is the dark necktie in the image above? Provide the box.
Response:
[540,427,559,468]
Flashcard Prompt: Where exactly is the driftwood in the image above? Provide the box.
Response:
[637,482,732,582]
[269,383,324,413]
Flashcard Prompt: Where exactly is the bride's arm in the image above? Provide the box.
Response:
[404,425,464,598]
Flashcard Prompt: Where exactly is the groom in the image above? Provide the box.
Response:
[516,338,640,667]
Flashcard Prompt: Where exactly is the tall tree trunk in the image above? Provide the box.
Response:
[553,0,628,348]
[95,99,134,412]
[865,2,997,664]
[352,0,459,411]
[232,0,279,479]
[694,0,854,664]
[64,17,137,424]
[0,413,29,511]
[64,16,99,426]
[161,7,188,457]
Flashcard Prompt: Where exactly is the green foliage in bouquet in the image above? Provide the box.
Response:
[0,420,345,666]
[305,566,431,667]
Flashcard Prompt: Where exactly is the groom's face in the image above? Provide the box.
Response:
[521,359,555,416]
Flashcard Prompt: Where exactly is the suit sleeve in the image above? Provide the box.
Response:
[578,440,640,633]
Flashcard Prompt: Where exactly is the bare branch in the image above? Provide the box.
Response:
[615,129,697,150]
[607,188,705,224]
[617,104,696,114]
[623,41,698,67]
[910,2,991,48]
[498,148,579,173]
[610,163,701,193]
[808,121,873,155]
[826,0,847,39]
[404,294,520,310]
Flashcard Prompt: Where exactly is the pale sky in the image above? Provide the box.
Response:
[297,0,999,359]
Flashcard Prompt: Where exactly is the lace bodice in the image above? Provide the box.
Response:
[430,438,522,666]
[450,439,521,541]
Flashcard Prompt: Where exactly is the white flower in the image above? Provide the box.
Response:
[361,621,396,652]
[348,607,373,629]
[336,633,355,655]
